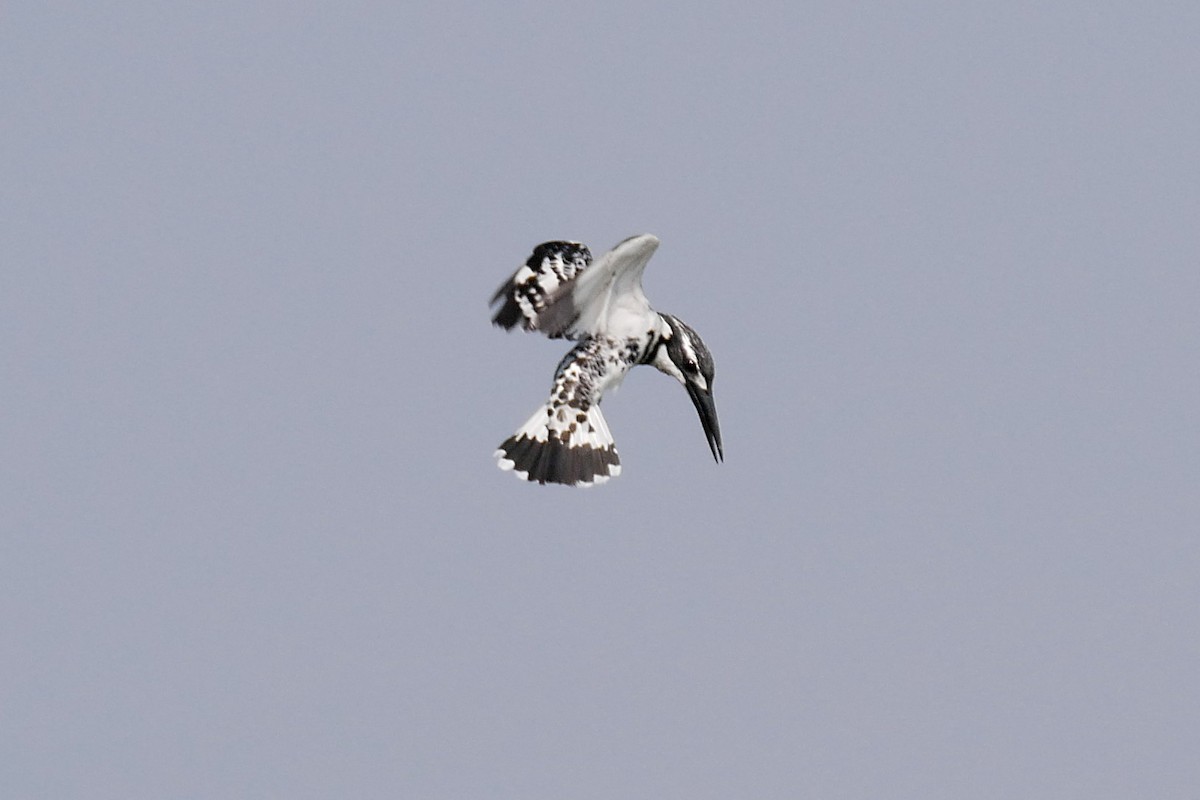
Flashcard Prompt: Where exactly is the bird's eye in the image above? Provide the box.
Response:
[684,359,698,373]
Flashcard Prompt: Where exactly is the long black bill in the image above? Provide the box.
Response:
[686,383,723,463]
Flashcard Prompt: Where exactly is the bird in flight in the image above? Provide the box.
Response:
[490,233,722,486]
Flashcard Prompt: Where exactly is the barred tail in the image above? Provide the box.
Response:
[494,403,621,487]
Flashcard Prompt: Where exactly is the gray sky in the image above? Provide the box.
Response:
[3,2,1198,797]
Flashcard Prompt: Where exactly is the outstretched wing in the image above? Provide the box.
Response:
[490,241,593,339]
[491,234,661,340]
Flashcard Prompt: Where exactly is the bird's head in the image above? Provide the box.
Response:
[653,313,723,463]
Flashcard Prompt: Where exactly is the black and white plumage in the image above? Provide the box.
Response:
[490,234,722,487]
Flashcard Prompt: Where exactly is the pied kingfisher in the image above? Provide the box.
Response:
[490,233,722,486]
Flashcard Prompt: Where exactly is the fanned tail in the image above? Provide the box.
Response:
[494,403,620,487]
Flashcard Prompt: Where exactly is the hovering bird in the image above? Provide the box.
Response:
[490,233,722,486]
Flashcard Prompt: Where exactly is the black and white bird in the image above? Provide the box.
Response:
[490,233,722,486]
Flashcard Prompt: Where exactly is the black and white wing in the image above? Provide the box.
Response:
[490,241,593,338]
[490,234,661,340]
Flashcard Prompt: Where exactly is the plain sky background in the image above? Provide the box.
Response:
[3,2,1198,797]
